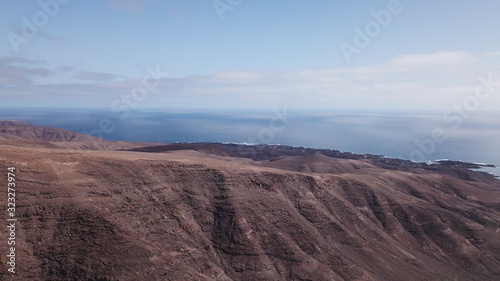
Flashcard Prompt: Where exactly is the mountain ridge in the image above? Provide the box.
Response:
[0,120,163,150]
[0,121,499,280]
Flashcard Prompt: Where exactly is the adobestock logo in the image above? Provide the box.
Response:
[110,65,168,120]
[7,0,71,53]
[81,65,168,140]
[213,0,243,21]
[340,0,412,64]
[237,106,291,158]
[409,74,499,162]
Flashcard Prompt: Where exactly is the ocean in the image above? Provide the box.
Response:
[1,108,499,177]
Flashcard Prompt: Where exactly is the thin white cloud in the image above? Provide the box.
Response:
[75,71,121,82]
[0,56,45,66]
[57,65,75,73]
[0,57,53,84]
[9,25,67,43]
[484,51,500,57]
[1,51,499,111]
[387,51,476,71]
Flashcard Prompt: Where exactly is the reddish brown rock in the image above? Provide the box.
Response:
[0,124,499,280]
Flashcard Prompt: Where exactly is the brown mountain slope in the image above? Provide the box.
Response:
[0,120,96,142]
[127,142,498,182]
[0,140,499,280]
[0,121,162,150]
[254,152,377,174]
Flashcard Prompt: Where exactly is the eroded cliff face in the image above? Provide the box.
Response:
[1,144,499,281]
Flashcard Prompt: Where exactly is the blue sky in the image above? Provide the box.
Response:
[1,0,500,111]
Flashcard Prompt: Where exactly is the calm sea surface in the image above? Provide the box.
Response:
[2,108,499,177]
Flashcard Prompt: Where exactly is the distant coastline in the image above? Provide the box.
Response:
[1,108,499,177]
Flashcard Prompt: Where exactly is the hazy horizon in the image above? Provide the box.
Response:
[1,108,499,177]
[1,0,500,111]
[1,1,499,173]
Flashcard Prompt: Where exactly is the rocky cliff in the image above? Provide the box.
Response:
[0,123,499,280]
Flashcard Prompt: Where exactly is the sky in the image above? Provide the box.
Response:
[1,0,500,111]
